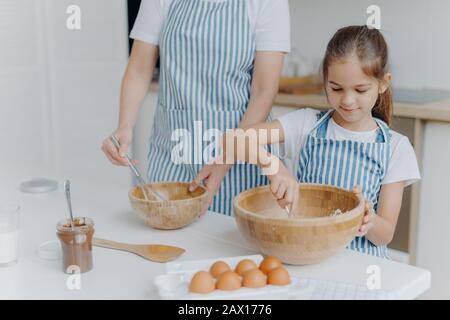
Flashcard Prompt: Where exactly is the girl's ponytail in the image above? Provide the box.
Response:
[372,86,393,126]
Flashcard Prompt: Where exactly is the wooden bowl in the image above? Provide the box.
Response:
[233,184,365,265]
[129,182,208,230]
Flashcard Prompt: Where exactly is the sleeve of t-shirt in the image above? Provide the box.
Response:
[129,0,166,45]
[382,136,421,187]
[276,108,319,160]
[255,0,291,52]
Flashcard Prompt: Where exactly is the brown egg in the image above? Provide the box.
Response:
[259,256,282,274]
[242,268,267,288]
[210,261,231,279]
[216,271,242,291]
[267,267,291,286]
[189,271,216,293]
[235,259,258,276]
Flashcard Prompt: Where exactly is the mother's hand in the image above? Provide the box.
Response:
[189,163,232,216]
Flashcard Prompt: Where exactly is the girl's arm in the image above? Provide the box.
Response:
[362,181,405,246]
[189,51,287,214]
[219,120,285,169]
[205,120,299,211]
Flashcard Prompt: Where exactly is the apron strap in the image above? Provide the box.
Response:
[373,117,392,180]
[312,110,334,138]
[313,110,392,144]
[374,118,391,143]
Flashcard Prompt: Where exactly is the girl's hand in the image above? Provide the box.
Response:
[357,200,375,237]
[353,186,376,237]
[268,163,299,213]
[101,127,138,166]
[189,163,232,216]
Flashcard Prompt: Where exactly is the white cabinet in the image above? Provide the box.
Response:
[416,122,450,299]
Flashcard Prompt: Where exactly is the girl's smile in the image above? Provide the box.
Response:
[339,105,359,113]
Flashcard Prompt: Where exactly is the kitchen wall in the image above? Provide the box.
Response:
[0,0,130,185]
[417,122,450,299]
[288,0,450,90]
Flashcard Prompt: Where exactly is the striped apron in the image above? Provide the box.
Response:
[147,0,272,216]
[297,110,391,258]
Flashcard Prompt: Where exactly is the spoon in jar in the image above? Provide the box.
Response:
[64,180,75,230]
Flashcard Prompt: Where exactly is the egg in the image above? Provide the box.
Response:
[242,268,267,288]
[189,271,216,294]
[216,271,242,291]
[267,267,291,286]
[210,260,231,279]
[259,256,282,274]
[235,259,258,276]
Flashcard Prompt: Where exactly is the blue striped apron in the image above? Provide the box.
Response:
[297,110,391,258]
[147,0,272,216]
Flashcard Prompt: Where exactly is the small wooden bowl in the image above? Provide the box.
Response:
[129,182,208,230]
[233,184,365,265]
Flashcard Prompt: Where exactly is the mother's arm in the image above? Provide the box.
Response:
[101,40,159,165]
[240,51,285,128]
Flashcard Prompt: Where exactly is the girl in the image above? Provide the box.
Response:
[191,25,421,258]
[101,0,290,216]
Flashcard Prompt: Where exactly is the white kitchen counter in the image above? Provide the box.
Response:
[0,174,431,300]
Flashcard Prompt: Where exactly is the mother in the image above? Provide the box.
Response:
[102,0,290,215]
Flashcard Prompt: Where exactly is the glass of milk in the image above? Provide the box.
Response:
[0,204,20,267]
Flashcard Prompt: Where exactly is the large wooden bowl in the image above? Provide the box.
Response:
[233,184,365,265]
[129,182,208,230]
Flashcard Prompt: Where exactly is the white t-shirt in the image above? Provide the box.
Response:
[277,108,421,187]
[130,0,291,52]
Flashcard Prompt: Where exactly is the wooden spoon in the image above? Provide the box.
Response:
[93,238,185,263]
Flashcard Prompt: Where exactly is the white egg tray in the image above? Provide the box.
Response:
[154,255,313,300]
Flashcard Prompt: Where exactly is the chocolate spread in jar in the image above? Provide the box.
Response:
[56,217,94,273]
